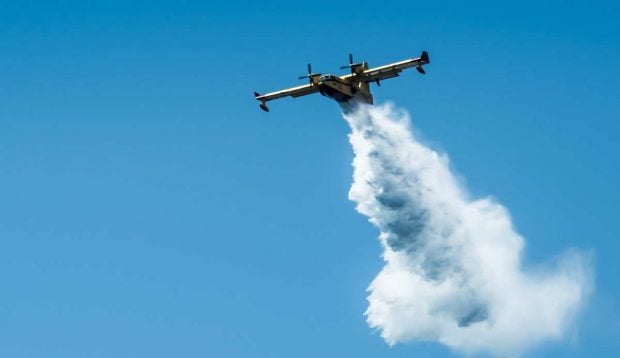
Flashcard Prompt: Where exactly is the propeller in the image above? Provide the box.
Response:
[298,63,312,79]
[340,53,366,74]
[298,63,320,83]
[340,53,354,70]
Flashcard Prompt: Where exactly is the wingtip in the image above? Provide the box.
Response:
[421,51,430,64]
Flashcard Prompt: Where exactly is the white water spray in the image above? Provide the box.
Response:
[342,101,592,356]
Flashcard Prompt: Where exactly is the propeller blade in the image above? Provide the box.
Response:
[349,53,353,64]
[340,65,349,69]
[299,63,315,81]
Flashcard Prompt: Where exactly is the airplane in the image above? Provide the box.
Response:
[253,50,429,112]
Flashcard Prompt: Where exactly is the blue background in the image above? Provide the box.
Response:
[1,1,618,356]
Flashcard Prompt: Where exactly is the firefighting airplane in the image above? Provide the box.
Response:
[254,51,429,111]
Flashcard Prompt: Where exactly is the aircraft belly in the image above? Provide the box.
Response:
[319,81,354,102]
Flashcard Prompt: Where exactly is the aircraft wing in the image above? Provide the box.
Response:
[358,51,430,83]
[254,84,319,103]
[254,84,319,111]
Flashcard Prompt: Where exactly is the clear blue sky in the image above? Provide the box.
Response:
[1,1,618,356]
